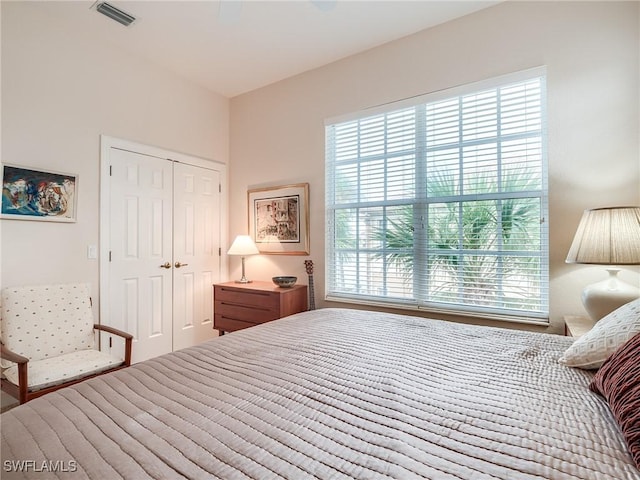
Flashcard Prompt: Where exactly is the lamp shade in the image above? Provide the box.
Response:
[566,206,640,321]
[227,235,259,256]
[566,206,640,265]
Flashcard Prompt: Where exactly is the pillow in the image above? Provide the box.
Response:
[559,298,640,369]
[589,332,640,469]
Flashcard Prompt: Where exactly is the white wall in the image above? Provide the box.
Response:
[229,1,640,333]
[1,2,229,308]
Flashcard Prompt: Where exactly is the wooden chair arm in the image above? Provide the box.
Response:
[1,342,29,404]
[94,324,133,367]
[93,324,133,340]
[0,342,29,365]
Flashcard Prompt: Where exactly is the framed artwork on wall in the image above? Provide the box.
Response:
[248,183,309,255]
[1,164,78,222]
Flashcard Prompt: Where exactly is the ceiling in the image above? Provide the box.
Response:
[35,1,499,98]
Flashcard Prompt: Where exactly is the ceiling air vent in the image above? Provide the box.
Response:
[96,2,136,27]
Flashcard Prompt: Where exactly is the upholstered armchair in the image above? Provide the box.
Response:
[0,283,132,404]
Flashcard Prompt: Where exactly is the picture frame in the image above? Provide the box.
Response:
[248,183,309,255]
[1,164,78,223]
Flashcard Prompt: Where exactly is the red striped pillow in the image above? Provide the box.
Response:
[590,333,640,469]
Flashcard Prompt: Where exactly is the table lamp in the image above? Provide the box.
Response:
[566,206,640,320]
[227,235,259,283]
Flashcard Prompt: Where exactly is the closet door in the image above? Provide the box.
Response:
[108,149,174,363]
[172,162,220,350]
[102,140,225,364]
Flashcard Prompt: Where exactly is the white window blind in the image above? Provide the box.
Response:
[325,69,549,322]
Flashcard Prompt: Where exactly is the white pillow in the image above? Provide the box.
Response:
[559,298,640,369]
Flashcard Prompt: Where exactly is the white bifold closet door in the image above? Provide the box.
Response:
[105,146,221,363]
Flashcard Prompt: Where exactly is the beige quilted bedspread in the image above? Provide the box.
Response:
[1,308,638,479]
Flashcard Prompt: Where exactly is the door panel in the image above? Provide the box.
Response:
[108,149,173,363]
[172,162,220,351]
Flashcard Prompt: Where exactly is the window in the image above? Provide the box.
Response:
[325,68,548,322]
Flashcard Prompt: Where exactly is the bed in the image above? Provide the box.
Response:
[2,308,639,479]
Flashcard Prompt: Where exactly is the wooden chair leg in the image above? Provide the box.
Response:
[124,336,132,366]
[17,362,28,404]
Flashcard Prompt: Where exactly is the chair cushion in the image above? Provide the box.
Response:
[1,283,95,368]
[3,349,124,392]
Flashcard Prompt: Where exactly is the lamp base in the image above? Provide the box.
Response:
[234,256,252,284]
[582,268,640,321]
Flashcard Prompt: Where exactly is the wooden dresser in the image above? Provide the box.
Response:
[214,281,308,334]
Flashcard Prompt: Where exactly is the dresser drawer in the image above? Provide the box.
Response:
[214,315,260,333]
[215,285,279,310]
[214,301,278,324]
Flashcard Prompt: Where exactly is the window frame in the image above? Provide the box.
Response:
[325,67,549,324]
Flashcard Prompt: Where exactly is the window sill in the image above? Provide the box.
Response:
[325,294,550,326]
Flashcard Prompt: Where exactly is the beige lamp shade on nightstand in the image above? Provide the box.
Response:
[228,235,260,283]
[566,206,640,321]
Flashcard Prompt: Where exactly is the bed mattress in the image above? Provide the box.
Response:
[2,308,638,479]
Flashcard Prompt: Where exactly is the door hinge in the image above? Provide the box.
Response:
[109,337,113,348]
[109,165,112,176]
[109,251,112,262]
[219,184,221,193]
[218,247,221,256]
